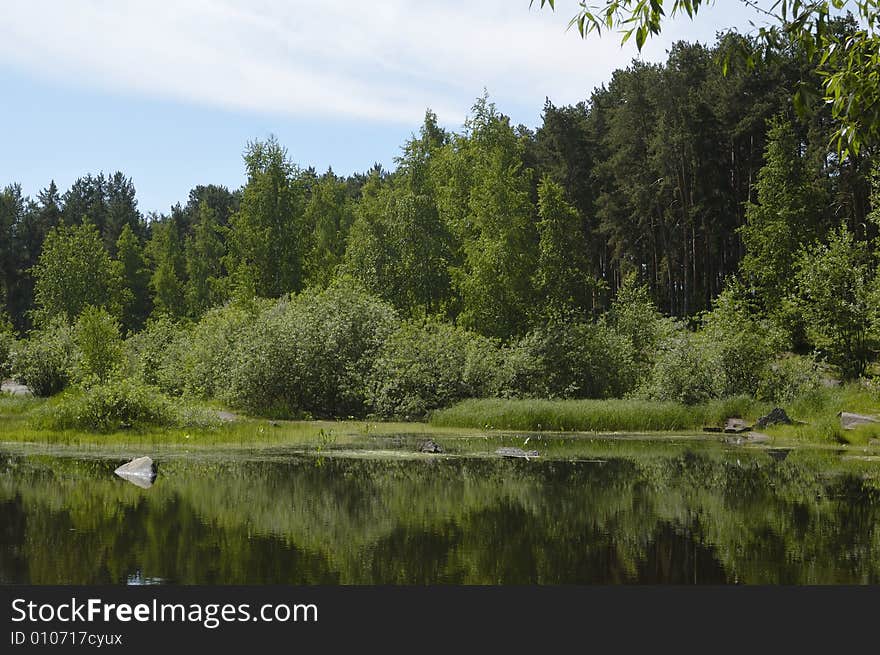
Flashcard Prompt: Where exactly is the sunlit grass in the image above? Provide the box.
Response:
[429,396,771,432]
[0,392,481,448]
[762,384,880,446]
[431,387,880,448]
[4,384,880,451]
[0,393,43,415]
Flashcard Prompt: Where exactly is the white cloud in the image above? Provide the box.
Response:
[0,0,763,126]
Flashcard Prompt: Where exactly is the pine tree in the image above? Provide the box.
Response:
[104,172,142,255]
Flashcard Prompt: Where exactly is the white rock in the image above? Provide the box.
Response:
[114,456,156,488]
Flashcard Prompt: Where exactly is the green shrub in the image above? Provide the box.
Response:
[757,354,823,404]
[641,326,719,405]
[642,285,784,404]
[72,306,124,385]
[129,301,268,399]
[36,379,179,432]
[11,319,75,396]
[226,284,398,417]
[502,320,636,399]
[699,284,783,398]
[607,274,669,385]
[793,226,878,379]
[180,304,253,398]
[368,320,502,418]
[127,316,190,395]
[0,316,14,380]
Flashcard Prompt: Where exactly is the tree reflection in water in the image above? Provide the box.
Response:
[1,446,879,584]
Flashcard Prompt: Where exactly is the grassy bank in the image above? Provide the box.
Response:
[429,396,767,432]
[0,393,474,448]
[430,386,880,445]
[4,383,880,449]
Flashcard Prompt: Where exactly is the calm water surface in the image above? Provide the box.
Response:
[1,441,879,584]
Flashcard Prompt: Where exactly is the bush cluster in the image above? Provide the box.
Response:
[223,285,397,418]
[368,319,503,418]
[35,378,183,432]
[0,317,14,380]
[756,355,824,404]
[11,319,75,397]
[640,286,786,405]
[501,321,636,399]
[12,273,852,423]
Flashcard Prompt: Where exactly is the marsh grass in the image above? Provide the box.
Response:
[0,393,43,415]
[3,384,880,449]
[0,394,472,448]
[765,384,880,445]
[431,386,880,447]
[429,396,770,432]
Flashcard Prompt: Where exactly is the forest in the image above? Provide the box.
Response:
[1,19,879,428]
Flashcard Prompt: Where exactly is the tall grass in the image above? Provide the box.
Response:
[431,385,880,444]
[771,383,880,445]
[0,393,43,415]
[430,396,767,432]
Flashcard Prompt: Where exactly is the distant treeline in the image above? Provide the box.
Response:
[0,23,877,343]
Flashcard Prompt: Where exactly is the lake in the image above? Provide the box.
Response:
[1,436,879,584]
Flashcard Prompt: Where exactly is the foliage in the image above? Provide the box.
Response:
[126,315,188,395]
[303,172,355,288]
[444,96,538,338]
[127,300,271,400]
[185,200,229,317]
[756,354,824,404]
[607,274,670,384]
[343,175,452,316]
[228,136,305,298]
[115,224,150,334]
[368,319,502,418]
[11,319,74,396]
[641,326,719,404]
[792,225,878,379]
[225,283,398,417]
[502,319,636,399]
[36,379,180,432]
[146,219,186,319]
[535,0,880,155]
[174,303,254,399]
[739,118,827,304]
[31,221,122,325]
[699,283,784,397]
[0,315,14,380]
[71,306,124,386]
[0,185,31,332]
[534,175,593,317]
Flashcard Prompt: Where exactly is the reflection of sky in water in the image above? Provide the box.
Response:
[126,571,166,586]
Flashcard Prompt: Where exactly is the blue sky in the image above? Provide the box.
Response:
[0,1,769,215]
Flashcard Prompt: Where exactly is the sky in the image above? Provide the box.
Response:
[0,0,770,215]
